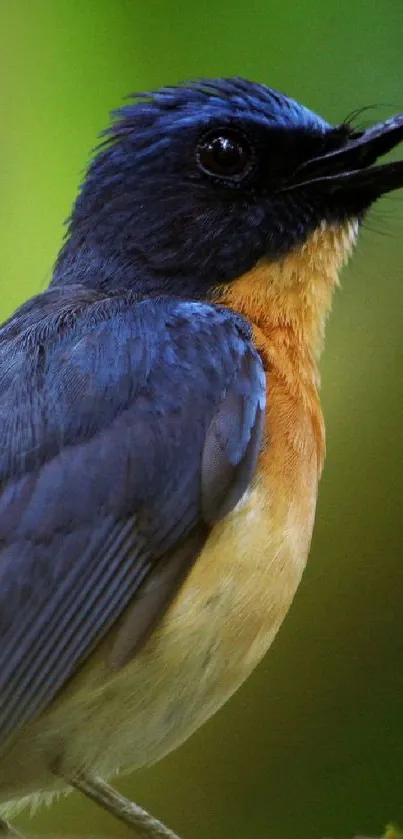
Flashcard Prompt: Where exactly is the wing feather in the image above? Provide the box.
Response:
[0,290,266,745]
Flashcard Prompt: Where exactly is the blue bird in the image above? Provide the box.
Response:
[0,78,402,838]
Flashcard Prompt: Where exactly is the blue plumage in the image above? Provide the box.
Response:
[1,74,395,791]
[0,288,265,743]
[52,78,349,297]
[1,74,402,836]
[0,77,358,751]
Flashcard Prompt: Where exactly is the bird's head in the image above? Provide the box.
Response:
[53,77,403,352]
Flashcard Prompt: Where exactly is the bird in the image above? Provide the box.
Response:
[0,77,402,838]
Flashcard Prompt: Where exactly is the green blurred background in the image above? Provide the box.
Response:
[1,2,403,838]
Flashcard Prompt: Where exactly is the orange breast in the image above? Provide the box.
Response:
[0,261,329,801]
[50,269,327,776]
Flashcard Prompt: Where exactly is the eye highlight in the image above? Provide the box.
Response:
[196,128,255,181]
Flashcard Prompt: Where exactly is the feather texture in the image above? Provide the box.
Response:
[0,288,265,746]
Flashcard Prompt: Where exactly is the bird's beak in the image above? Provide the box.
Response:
[282,113,403,198]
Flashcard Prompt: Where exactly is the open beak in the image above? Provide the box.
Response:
[282,113,403,198]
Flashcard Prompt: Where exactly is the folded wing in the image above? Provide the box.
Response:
[0,289,266,744]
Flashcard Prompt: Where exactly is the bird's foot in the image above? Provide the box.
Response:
[0,818,25,838]
[60,771,183,839]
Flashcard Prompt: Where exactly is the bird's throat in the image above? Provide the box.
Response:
[215,220,359,367]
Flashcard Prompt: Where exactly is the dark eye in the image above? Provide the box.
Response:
[196,128,254,181]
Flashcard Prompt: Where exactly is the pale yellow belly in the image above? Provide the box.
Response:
[0,472,316,813]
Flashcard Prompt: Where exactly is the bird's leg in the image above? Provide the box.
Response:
[0,819,25,838]
[66,773,183,839]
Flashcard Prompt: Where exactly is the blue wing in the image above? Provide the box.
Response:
[0,287,266,745]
